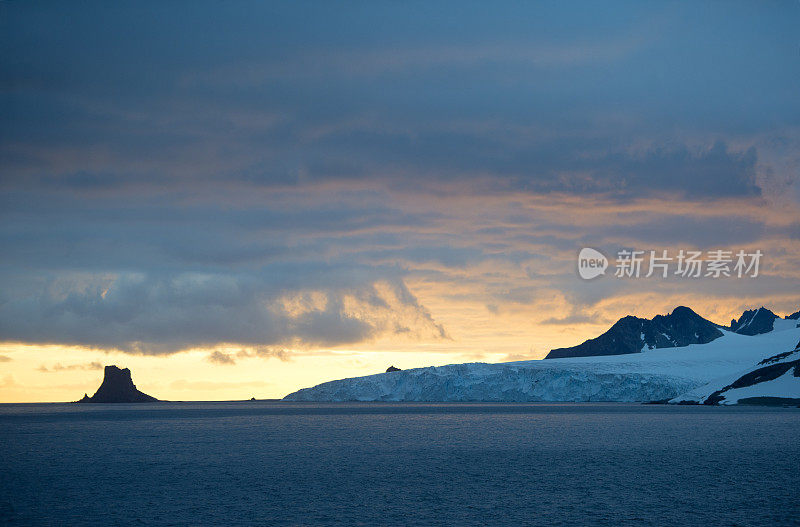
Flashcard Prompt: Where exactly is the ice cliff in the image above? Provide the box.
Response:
[285,318,800,403]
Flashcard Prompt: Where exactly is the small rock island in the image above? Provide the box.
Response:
[77,365,159,403]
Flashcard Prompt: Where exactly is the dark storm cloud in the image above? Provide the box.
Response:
[0,268,445,353]
[1,1,798,353]
[0,189,441,272]
[3,1,796,197]
[610,214,766,247]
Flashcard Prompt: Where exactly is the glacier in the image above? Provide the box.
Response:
[671,331,800,405]
[284,325,800,402]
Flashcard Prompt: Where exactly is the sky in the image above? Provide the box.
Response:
[1,1,799,402]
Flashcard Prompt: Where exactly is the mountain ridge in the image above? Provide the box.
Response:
[544,306,723,359]
[283,325,800,402]
[730,307,779,336]
[283,304,800,403]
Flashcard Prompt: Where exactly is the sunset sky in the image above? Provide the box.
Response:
[1,1,799,402]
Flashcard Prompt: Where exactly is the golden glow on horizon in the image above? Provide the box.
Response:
[2,296,799,403]
[1,194,799,403]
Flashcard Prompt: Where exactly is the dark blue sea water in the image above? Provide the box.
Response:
[1,402,799,526]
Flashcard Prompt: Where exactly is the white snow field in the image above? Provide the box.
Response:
[284,324,800,402]
[708,368,799,404]
[671,331,800,405]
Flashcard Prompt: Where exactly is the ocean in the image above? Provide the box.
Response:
[1,402,798,526]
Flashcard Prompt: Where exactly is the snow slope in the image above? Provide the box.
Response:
[713,369,799,404]
[671,337,800,405]
[772,317,799,332]
[284,325,800,402]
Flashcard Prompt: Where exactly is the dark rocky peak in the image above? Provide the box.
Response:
[730,307,778,336]
[545,306,723,359]
[663,306,703,322]
[649,306,723,345]
[785,309,800,321]
[386,365,402,373]
[76,365,158,403]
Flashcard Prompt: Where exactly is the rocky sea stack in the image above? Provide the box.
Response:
[77,365,159,403]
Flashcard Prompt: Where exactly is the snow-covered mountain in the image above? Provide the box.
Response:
[727,306,800,335]
[544,306,722,359]
[284,312,800,403]
[671,338,800,405]
[730,306,780,335]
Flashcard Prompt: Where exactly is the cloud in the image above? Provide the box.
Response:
[0,1,798,360]
[0,272,446,354]
[0,355,11,362]
[540,312,608,326]
[37,362,103,373]
[503,352,540,362]
[2,2,792,203]
[236,347,293,361]
[206,346,296,365]
[207,351,235,365]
